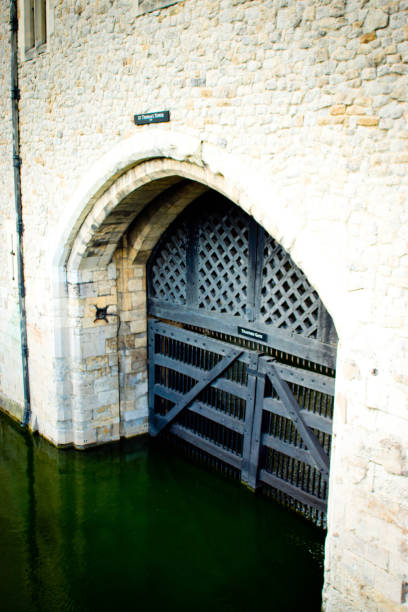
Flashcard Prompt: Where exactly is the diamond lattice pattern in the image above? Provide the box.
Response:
[150,223,187,304]
[260,232,320,338]
[197,206,249,316]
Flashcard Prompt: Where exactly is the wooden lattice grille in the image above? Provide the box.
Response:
[149,221,188,305]
[197,205,249,316]
[260,233,320,338]
[148,193,336,348]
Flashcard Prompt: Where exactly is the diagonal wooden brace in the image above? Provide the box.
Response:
[151,348,243,436]
[264,360,330,479]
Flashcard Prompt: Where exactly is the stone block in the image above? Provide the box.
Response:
[94,374,116,394]
[373,437,407,476]
[360,32,376,44]
[121,417,148,437]
[364,10,389,34]
[107,263,117,280]
[73,428,97,448]
[81,329,112,359]
[96,424,119,443]
[378,101,404,119]
[96,389,119,407]
[330,104,346,115]
[357,116,379,126]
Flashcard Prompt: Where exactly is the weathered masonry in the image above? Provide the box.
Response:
[0,0,407,610]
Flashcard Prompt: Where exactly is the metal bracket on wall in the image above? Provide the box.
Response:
[93,305,109,323]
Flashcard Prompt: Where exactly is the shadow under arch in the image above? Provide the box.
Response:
[50,155,339,479]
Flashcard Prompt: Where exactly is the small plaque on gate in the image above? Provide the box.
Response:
[238,326,268,342]
[134,110,170,125]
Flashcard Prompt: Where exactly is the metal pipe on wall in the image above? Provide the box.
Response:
[10,0,31,427]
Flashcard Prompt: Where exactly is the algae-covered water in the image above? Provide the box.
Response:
[0,411,325,611]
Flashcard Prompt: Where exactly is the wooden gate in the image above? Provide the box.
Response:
[147,192,337,525]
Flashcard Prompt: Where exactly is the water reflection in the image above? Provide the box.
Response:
[0,412,324,612]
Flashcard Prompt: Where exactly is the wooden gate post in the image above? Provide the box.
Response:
[245,363,266,491]
[241,352,260,487]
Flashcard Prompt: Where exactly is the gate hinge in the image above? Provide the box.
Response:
[11,87,20,101]
[13,153,21,168]
[10,16,18,32]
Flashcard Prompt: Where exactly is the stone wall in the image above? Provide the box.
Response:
[0,0,24,420]
[0,0,407,609]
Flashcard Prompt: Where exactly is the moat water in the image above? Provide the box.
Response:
[0,412,325,611]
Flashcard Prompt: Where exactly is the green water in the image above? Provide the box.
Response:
[0,412,325,612]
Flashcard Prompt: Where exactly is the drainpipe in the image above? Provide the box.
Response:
[10,0,31,427]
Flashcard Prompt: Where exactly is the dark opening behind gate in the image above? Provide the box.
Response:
[147,191,337,526]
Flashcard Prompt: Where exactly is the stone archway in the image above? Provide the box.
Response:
[52,153,340,452]
[45,134,352,607]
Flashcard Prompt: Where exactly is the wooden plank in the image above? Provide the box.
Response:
[149,301,337,369]
[263,397,289,419]
[153,353,249,400]
[240,353,259,485]
[153,385,245,433]
[318,301,338,346]
[188,402,245,434]
[186,220,199,306]
[170,424,243,469]
[153,383,179,405]
[151,348,243,436]
[302,410,332,436]
[245,369,266,490]
[210,378,249,400]
[259,469,327,514]
[153,352,209,379]
[263,397,333,435]
[261,433,315,467]
[262,361,330,478]
[246,218,260,322]
[154,375,248,405]
[150,319,253,363]
[274,362,335,395]
[253,224,265,323]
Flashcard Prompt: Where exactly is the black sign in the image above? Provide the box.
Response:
[238,327,268,342]
[134,110,170,125]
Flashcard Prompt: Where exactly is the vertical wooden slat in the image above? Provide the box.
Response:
[186,220,198,307]
[246,218,259,322]
[241,352,259,485]
[246,368,266,490]
[148,320,157,421]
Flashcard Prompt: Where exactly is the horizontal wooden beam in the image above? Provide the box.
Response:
[263,397,332,435]
[149,301,337,369]
[153,353,249,400]
[154,385,245,433]
[170,423,243,469]
[261,433,315,467]
[271,362,335,395]
[259,469,327,514]
[150,319,253,362]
